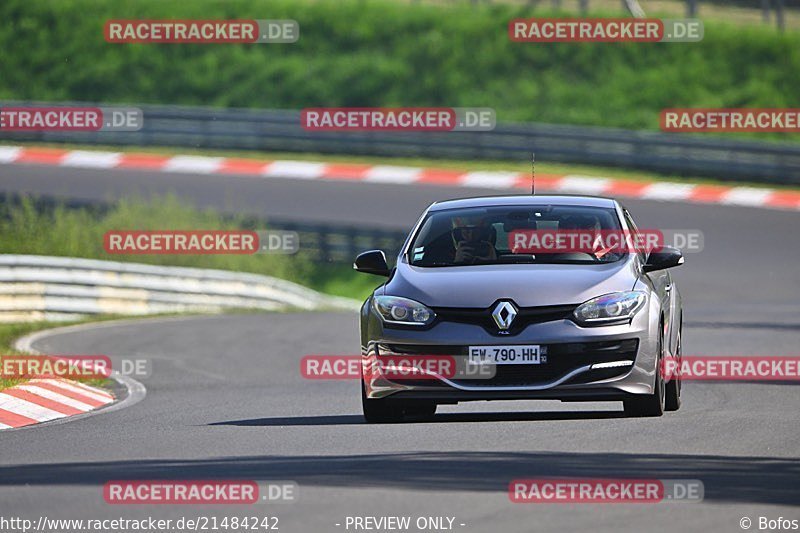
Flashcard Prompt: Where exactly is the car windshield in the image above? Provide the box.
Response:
[408,205,625,267]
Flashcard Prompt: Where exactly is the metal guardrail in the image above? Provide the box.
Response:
[272,220,407,263]
[1,101,799,185]
[0,255,360,322]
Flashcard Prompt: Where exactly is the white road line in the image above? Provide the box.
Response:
[721,187,773,206]
[461,171,520,189]
[30,379,112,403]
[557,176,611,194]
[16,385,96,411]
[364,166,422,184]
[641,182,697,201]
[60,379,114,399]
[0,393,65,422]
[64,379,114,399]
[263,160,325,179]
[0,146,22,163]
[163,156,224,174]
[61,150,122,169]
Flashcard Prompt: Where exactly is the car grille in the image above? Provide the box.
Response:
[430,303,578,335]
[379,339,639,387]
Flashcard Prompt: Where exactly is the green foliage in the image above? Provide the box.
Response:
[0,320,115,389]
[0,0,797,137]
[0,195,373,300]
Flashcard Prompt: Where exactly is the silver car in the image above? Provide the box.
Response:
[355,195,684,422]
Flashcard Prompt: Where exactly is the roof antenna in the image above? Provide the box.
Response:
[530,151,536,195]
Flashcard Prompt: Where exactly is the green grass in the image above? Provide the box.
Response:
[308,263,383,302]
[0,319,118,390]
[1,0,798,141]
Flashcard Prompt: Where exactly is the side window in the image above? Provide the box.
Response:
[492,222,507,251]
[622,209,646,262]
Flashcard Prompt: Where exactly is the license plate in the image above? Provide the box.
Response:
[468,345,541,365]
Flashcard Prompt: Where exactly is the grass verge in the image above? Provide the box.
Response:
[0,194,379,303]
[0,317,123,390]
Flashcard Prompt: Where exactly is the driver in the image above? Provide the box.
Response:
[560,214,613,258]
[451,215,497,264]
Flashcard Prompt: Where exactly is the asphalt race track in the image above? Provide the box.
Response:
[1,163,799,532]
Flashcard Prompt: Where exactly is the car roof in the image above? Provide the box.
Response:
[427,195,619,212]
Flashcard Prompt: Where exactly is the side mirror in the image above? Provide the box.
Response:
[354,250,390,277]
[643,246,684,273]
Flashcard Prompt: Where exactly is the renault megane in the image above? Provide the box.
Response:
[355,195,684,422]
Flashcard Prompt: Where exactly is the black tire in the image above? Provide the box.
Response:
[361,379,436,423]
[623,325,666,418]
[402,400,437,420]
[665,331,682,412]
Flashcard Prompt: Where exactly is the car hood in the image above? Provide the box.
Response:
[385,258,638,308]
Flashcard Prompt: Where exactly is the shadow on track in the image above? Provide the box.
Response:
[208,410,626,426]
[685,321,800,331]
[0,451,797,506]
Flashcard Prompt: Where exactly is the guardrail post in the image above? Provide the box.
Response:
[319,228,331,263]
[346,227,359,262]
[775,0,785,31]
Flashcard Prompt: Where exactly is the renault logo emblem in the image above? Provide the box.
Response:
[492,301,518,331]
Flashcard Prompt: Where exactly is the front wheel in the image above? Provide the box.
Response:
[361,379,436,423]
[665,331,682,411]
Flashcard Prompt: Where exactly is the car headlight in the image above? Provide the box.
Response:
[573,291,647,326]
[373,296,435,326]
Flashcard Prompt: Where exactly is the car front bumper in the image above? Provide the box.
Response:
[362,310,660,401]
